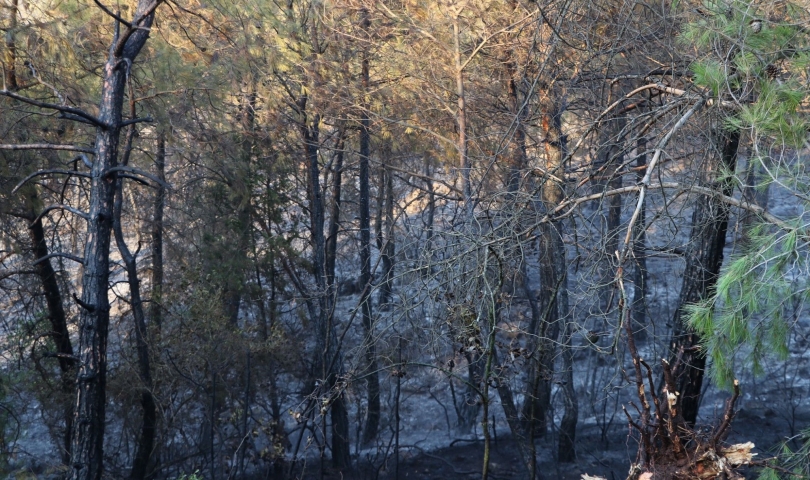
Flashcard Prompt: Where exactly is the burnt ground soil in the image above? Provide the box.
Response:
[291,404,809,480]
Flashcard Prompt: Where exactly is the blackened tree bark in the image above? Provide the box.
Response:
[3,0,19,91]
[670,126,740,426]
[378,164,395,308]
[423,154,435,269]
[592,82,625,321]
[544,91,575,461]
[325,131,344,291]
[522,92,570,444]
[357,11,381,442]
[149,132,166,330]
[69,3,161,479]
[28,206,76,463]
[298,93,351,469]
[111,108,157,480]
[113,162,156,480]
[5,15,74,459]
[487,49,538,477]
[632,136,648,333]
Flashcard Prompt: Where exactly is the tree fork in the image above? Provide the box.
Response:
[68,3,160,479]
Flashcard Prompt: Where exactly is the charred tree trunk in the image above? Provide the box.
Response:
[325,132,344,290]
[669,126,740,426]
[378,165,395,308]
[558,317,577,463]
[522,93,570,443]
[70,4,158,479]
[149,132,166,330]
[452,16,471,216]
[111,119,157,480]
[593,93,625,319]
[299,94,351,469]
[358,13,381,441]
[3,0,19,91]
[8,1,74,464]
[113,174,156,480]
[632,136,647,334]
[28,209,76,463]
[505,70,527,195]
[423,154,435,267]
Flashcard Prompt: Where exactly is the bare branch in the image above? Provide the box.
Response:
[56,113,97,127]
[30,204,90,226]
[0,144,95,154]
[369,158,463,196]
[118,173,150,186]
[34,253,84,266]
[76,153,94,168]
[12,169,91,194]
[0,269,38,281]
[120,116,153,127]
[92,0,133,27]
[0,89,105,127]
[72,292,95,311]
[104,165,171,189]
[619,98,706,263]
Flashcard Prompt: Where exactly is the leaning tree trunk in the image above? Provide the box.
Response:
[669,126,740,426]
[114,177,156,480]
[70,4,159,480]
[7,0,75,463]
[28,208,76,463]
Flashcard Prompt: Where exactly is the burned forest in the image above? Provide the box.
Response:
[1,0,810,479]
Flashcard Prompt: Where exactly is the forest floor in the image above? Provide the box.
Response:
[295,404,808,480]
